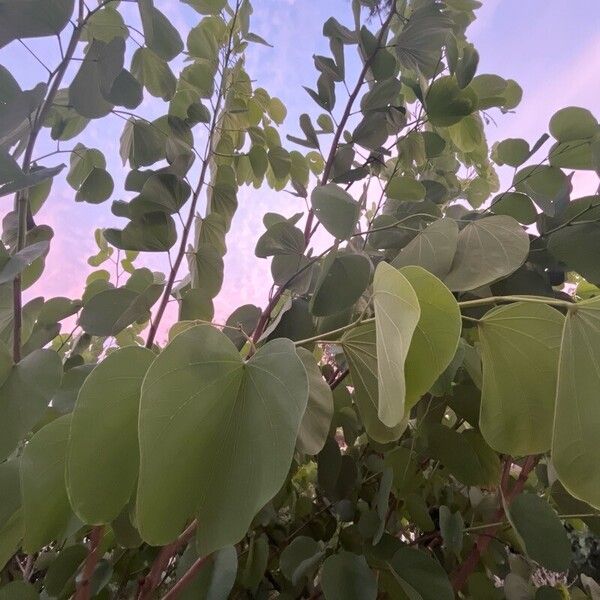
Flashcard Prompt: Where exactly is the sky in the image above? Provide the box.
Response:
[2,0,600,342]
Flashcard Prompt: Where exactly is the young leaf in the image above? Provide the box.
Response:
[311,184,360,240]
[320,552,377,600]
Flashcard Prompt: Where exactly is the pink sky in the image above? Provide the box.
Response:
[2,1,600,344]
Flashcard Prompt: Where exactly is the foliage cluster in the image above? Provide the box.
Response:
[1,0,600,598]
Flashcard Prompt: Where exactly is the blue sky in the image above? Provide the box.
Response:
[2,1,600,337]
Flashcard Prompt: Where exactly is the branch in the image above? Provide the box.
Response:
[145,1,241,348]
[75,526,104,600]
[303,5,398,243]
[451,455,540,593]
[160,554,211,600]
[137,521,198,600]
[12,0,86,362]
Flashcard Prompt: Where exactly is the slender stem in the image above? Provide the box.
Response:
[75,526,104,600]
[464,512,599,533]
[302,4,397,243]
[145,2,240,348]
[458,295,574,310]
[11,0,86,362]
[160,554,211,600]
[451,455,540,593]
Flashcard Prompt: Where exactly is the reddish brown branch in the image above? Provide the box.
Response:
[451,455,540,593]
[159,554,211,600]
[75,526,104,600]
[302,5,397,243]
[137,521,198,600]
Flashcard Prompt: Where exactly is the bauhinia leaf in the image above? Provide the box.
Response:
[373,262,420,427]
[478,302,564,455]
[444,216,529,292]
[553,297,600,508]
[67,346,155,524]
[137,325,308,553]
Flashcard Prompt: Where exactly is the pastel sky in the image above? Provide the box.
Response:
[2,0,600,343]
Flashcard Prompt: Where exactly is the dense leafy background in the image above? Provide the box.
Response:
[0,0,600,598]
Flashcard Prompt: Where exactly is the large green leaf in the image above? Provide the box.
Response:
[399,266,461,409]
[296,348,334,455]
[321,552,377,600]
[382,546,454,600]
[514,166,571,216]
[478,302,563,455]
[0,0,74,48]
[443,216,529,291]
[341,323,408,444]
[137,325,308,553]
[0,349,62,461]
[131,47,176,100]
[67,346,154,524]
[553,298,600,508]
[507,494,572,572]
[373,262,420,427]
[548,222,600,285]
[0,581,38,600]
[311,184,360,240]
[391,219,458,279]
[20,414,78,552]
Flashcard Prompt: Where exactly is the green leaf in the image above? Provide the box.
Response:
[279,536,323,584]
[439,505,463,558]
[311,184,360,240]
[129,173,191,217]
[548,222,600,284]
[0,164,65,199]
[223,304,261,350]
[310,252,371,317]
[176,545,237,600]
[21,414,78,552]
[119,119,165,168]
[43,544,87,598]
[493,138,530,167]
[78,284,161,337]
[426,76,478,127]
[104,212,177,252]
[392,4,453,74]
[478,302,563,455]
[373,262,420,427]
[382,547,454,600]
[387,177,426,202]
[183,0,228,15]
[296,348,334,455]
[399,266,461,410]
[507,494,572,572]
[69,38,123,119]
[0,581,38,600]
[391,219,458,280]
[0,0,74,48]
[443,216,529,291]
[553,297,600,508]
[448,114,484,153]
[342,323,408,443]
[137,326,308,552]
[67,347,154,524]
[422,424,500,486]
[144,7,184,61]
[491,192,537,225]
[131,47,176,101]
[321,552,377,600]
[255,221,305,258]
[0,241,49,285]
[0,349,62,461]
[549,106,598,142]
[514,165,571,216]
